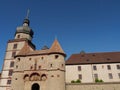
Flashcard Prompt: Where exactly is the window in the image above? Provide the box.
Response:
[7,80,11,84]
[94,74,98,79]
[116,65,120,69]
[108,73,113,79]
[78,66,81,71]
[10,61,14,67]
[12,52,16,57]
[78,74,82,80]
[107,65,111,70]
[13,44,17,49]
[62,64,64,67]
[93,66,97,70]
[50,64,53,67]
[118,73,120,79]
[8,70,13,76]
[17,35,20,38]
[55,55,59,59]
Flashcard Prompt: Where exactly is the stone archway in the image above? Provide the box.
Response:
[32,83,40,90]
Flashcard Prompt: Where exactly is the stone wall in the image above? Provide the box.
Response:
[66,82,120,90]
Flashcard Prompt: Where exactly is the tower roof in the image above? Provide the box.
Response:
[17,42,33,56]
[50,39,66,56]
[15,10,34,38]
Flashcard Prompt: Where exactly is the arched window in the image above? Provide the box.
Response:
[32,83,40,90]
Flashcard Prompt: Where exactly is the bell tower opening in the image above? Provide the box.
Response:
[32,83,40,90]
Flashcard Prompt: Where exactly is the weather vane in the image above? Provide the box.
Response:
[26,9,30,19]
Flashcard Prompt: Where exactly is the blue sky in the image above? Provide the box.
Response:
[0,0,120,70]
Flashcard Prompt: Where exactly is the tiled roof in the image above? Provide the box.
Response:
[66,52,120,65]
[16,39,66,57]
[50,39,65,54]
[17,42,32,55]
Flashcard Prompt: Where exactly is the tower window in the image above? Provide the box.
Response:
[18,58,20,61]
[50,64,53,67]
[55,55,59,59]
[41,57,44,60]
[107,65,111,70]
[38,66,41,69]
[17,35,20,38]
[93,66,97,70]
[62,64,64,67]
[8,70,13,76]
[7,80,11,84]
[13,44,17,49]
[16,65,18,69]
[12,52,16,57]
[10,61,14,67]
[108,73,113,79]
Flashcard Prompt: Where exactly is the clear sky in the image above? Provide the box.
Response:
[0,0,120,70]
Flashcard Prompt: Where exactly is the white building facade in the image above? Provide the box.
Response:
[66,52,120,83]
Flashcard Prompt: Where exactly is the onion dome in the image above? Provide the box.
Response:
[15,18,34,38]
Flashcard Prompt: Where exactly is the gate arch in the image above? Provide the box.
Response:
[32,83,40,90]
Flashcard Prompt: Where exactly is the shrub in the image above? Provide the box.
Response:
[95,78,104,83]
[76,79,81,83]
[99,79,103,82]
[71,80,75,83]
[95,78,99,82]
[71,79,81,83]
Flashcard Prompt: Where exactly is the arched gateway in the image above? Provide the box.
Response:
[32,83,40,90]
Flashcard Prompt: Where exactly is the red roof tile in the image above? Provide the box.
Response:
[66,52,120,65]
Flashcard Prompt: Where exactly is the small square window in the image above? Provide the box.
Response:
[108,73,113,79]
[12,52,16,57]
[10,61,14,67]
[13,44,17,49]
[117,65,120,69]
[107,65,111,70]
[7,80,11,84]
[78,74,82,80]
[8,70,13,76]
[55,55,59,59]
[78,66,81,71]
[93,66,97,70]
[118,73,120,79]
[50,64,53,67]
[94,74,98,79]
[17,35,20,38]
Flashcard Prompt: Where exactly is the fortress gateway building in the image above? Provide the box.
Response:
[0,16,120,90]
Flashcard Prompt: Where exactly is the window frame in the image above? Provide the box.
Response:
[7,80,11,84]
[78,74,82,80]
[93,66,97,70]
[10,61,14,67]
[94,74,98,79]
[107,65,111,70]
[108,73,113,79]
[8,69,13,76]
[13,44,17,49]
[12,52,16,57]
[78,66,81,71]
